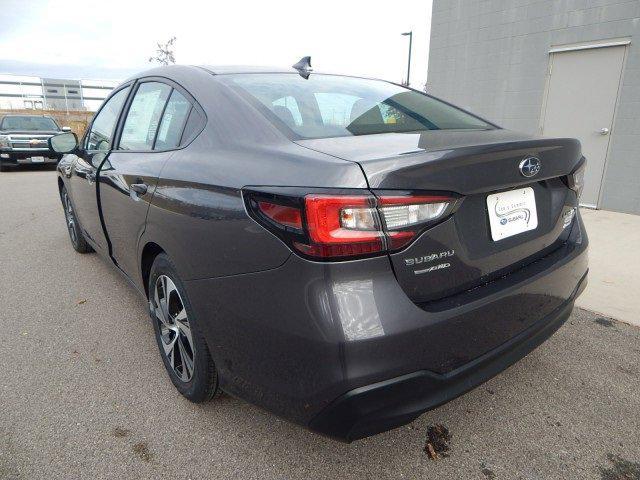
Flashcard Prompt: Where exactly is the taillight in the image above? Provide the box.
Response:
[298,195,384,258]
[567,160,586,199]
[244,189,458,260]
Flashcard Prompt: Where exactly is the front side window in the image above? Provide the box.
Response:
[119,82,171,151]
[87,87,130,151]
[224,74,492,139]
[0,115,58,131]
[154,90,192,150]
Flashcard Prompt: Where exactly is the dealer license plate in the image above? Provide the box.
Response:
[486,187,538,241]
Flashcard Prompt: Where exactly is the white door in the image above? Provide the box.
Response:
[541,45,626,208]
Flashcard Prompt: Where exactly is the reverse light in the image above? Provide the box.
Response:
[377,195,452,250]
[245,189,458,260]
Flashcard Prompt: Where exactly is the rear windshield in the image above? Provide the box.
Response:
[223,74,492,139]
[0,116,58,131]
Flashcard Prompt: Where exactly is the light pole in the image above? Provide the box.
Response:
[401,31,413,86]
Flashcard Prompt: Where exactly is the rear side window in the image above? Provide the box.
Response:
[120,82,171,151]
[179,107,204,145]
[87,87,130,151]
[154,90,191,150]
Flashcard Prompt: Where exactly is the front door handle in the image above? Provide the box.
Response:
[599,127,610,135]
[130,183,148,195]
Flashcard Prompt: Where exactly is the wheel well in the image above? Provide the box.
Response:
[141,242,165,298]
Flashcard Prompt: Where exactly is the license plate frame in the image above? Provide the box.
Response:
[486,187,538,241]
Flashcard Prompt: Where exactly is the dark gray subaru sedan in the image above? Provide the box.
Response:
[50,63,588,441]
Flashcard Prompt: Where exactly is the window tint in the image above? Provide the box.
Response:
[179,107,204,145]
[154,90,191,150]
[87,87,130,151]
[225,74,492,139]
[119,82,171,151]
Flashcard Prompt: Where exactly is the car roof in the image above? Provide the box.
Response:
[122,64,292,83]
[123,64,384,84]
[200,65,294,75]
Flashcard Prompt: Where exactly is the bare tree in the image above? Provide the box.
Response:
[149,37,176,65]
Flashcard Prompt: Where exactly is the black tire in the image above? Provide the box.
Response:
[60,185,93,253]
[148,253,220,402]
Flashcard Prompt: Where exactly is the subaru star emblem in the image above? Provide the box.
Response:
[519,156,541,177]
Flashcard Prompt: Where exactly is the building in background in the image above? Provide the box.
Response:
[0,74,118,112]
[427,0,639,215]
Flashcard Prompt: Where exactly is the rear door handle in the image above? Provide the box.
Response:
[130,183,148,195]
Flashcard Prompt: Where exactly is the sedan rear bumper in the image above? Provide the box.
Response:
[309,271,586,441]
[184,214,588,441]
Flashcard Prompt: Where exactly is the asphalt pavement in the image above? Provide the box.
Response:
[1,168,639,480]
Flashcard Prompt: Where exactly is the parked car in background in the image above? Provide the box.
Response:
[0,114,70,171]
[50,63,588,442]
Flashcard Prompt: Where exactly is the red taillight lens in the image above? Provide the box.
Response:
[298,195,384,258]
[245,189,457,260]
[258,201,303,229]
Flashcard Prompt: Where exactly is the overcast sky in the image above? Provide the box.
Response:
[0,0,432,87]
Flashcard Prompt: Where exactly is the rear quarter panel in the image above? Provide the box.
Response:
[141,75,367,281]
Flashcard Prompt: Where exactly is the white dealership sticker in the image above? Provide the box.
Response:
[487,187,538,241]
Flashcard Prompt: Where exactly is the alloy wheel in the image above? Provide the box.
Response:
[62,191,78,246]
[152,275,195,382]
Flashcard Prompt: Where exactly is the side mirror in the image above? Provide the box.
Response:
[49,132,78,154]
[62,126,72,132]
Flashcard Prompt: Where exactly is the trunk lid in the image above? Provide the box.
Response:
[297,129,583,303]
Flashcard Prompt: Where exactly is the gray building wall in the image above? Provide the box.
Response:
[427,0,640,214]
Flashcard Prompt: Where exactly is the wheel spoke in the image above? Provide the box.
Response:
[177,336,194,381]
[174,309,193,346]
[153,283,170,327]
[160,276,171,322]
[162,330,178,356]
